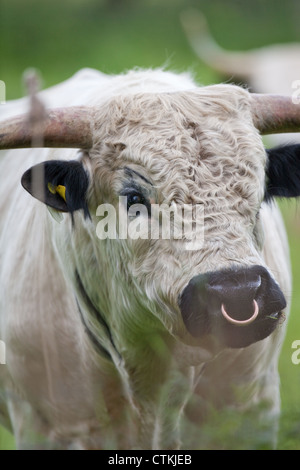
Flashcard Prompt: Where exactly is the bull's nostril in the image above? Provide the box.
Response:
[221,299,259,326]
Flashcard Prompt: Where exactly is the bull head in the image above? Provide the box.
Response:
[0,88,299,350]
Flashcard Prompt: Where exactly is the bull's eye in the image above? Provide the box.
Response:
[127,193,145,208]
[120,189,151,216]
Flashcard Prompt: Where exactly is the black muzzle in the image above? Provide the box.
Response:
[179,265,286,348]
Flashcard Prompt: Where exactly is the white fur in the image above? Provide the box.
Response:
[0,69,292,449]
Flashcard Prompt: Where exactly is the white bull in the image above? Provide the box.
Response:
[0,68,300,449]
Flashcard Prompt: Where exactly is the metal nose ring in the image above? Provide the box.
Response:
[221,299,259,326]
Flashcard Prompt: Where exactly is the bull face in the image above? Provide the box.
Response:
[12,85,300,352]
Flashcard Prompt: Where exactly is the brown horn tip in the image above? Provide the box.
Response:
[0,106,94,150]
[251,93,300,135]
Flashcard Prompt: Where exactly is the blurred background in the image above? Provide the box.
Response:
[1,0,300,450]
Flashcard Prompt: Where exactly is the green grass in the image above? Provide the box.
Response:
[277,202,300,449]
[1,0,300,450]
[0,427,15,450]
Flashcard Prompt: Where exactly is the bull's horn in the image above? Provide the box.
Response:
[251,94,300,135]
[0,106,94,149]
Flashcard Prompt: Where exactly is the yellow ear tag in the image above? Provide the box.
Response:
[47,182,66,202]
[55,185,66,202]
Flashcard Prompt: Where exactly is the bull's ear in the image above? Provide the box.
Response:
[265,144,300,201]
[21,160,90,217]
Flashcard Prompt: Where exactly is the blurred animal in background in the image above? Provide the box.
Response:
[181,8,300,145]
